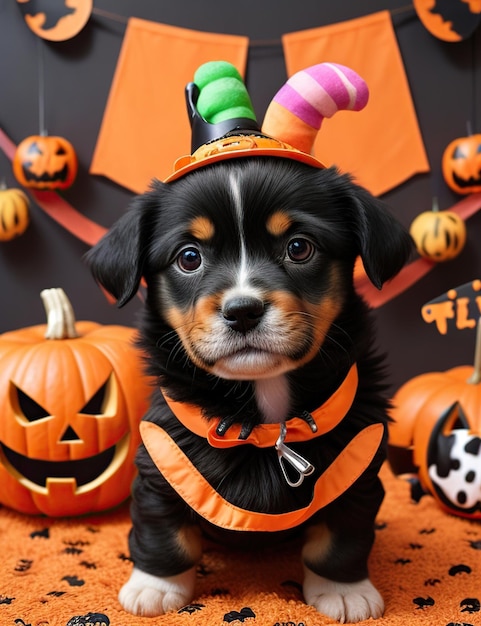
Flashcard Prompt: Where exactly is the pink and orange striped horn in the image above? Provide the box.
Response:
[262,63,369,155]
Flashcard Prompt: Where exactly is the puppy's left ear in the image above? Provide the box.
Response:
[350,186,414,289]
[85,207,145,307]
[85,183,162,306]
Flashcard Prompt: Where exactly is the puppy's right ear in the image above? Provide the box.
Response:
[85,190,156,307]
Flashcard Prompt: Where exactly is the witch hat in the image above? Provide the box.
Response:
[164,60,369,183]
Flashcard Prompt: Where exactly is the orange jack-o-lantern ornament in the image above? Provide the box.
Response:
[442,133,481,195]
[409,198,466,262]
[0,183,30,241]
[0,288,150,516]
[388,319,481,519]
[13,134,78,190]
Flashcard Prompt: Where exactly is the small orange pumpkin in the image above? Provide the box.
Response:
[0,183,29,241]
[409,199,466,262]
[13,134,78,190]
[0,288,150,516]
[388,319,481,519]
[442,133,481,195]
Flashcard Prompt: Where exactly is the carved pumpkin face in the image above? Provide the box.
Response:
[442,134,481,195]
[0,289,150,516]
[13,135,78,190]
[0,186,29,241]
[388,365,481,519]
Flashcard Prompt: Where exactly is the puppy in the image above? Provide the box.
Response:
[86,157,413,622]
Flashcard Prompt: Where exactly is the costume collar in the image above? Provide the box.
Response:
[143,363,385,531]
[140,420,384,532]
[161,364,358,449]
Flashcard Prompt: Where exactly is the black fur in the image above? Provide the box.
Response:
[86,159,413,602]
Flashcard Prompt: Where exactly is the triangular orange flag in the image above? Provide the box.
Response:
[282,11,430,196]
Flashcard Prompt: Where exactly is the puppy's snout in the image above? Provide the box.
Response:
[222,296,265,333]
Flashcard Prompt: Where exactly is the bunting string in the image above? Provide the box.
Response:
[90,4,416,47]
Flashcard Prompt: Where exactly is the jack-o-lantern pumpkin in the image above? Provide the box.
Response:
[13,134,78,190]
[409,199,466,262]
[442,133,481,195]
[0,183,29,241]
[388,320,481,519]
[0,288,150,516]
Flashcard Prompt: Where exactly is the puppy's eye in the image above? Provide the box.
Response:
[286,238,315,263]
[177,247,202,272]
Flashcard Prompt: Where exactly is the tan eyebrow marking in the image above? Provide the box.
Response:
[188,216,215,241]
[266,211,292,237]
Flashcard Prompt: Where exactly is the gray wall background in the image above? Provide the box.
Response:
[0,0,480,394]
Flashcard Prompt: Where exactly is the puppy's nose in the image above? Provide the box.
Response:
[222,296,265,333]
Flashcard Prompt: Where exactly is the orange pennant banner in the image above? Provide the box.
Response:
[90,19,249,193]
[282,11,430,197]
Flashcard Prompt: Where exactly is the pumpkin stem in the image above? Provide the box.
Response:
[467,317,481,384]
[431,196,439,213]
[40,288,79,340]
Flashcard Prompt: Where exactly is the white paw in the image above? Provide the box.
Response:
[303,568,384,623]
[118,566,196,616]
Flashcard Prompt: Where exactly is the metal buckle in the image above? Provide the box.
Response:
[275,423,315,488]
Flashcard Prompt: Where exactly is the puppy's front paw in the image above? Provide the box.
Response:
[303,568,384,623]
[119,566,196,616]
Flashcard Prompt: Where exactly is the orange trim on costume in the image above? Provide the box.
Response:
[162,364,358,448]
[140,420,384,532]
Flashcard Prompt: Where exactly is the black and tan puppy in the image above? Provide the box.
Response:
[87,154,413,622]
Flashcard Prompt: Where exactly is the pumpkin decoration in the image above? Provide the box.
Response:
[388,318,481,519]
[0,288,150,516]
[0,182,29,241]
[442,133,481,195]
[13,134,78,190]
[409,198,466,262]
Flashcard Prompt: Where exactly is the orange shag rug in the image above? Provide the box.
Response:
[0,464,480,626]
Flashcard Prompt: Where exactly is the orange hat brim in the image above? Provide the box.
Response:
[164,135,325,183]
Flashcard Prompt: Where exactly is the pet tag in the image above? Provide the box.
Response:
[275,423,315,488]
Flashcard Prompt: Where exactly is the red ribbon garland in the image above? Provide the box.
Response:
[1,125,480,308]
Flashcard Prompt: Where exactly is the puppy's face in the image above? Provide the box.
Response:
[156,170,354,381]
[87,159,413,381]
